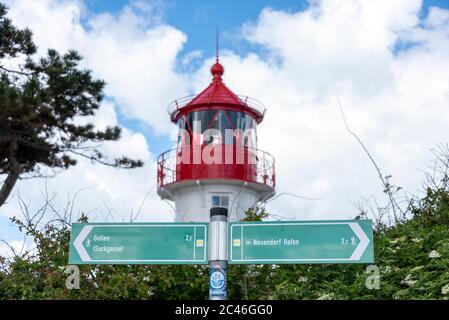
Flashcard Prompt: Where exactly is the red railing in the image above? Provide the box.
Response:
[167,93,267,121]
[157,146,275,189]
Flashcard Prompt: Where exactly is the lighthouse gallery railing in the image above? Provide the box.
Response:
[167,93,266,121]
[157,147,275,189]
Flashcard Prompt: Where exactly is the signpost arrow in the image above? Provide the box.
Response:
[229,220,374,264]
[69,222,208,264]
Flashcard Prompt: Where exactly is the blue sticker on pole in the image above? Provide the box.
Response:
[209,267,227,299]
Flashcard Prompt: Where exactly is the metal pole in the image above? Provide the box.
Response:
[209,207,228,300]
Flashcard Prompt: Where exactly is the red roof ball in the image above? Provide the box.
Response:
[211,62,224,78]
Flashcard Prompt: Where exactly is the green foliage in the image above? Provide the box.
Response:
[0,2,448,301]
[242,207,269,221]
[0,215,210,300]
[1,181,448,300]
[0,4,35,59]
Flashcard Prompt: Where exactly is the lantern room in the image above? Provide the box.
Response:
[157,59,275,222]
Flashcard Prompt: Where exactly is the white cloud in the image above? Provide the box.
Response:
[4,0,189,135]
[1,0,449,231]
[1,101,172,224]
[0,239,35,259]
[197,0,449,220]
[1,0,182,227]
[181,50,203,67]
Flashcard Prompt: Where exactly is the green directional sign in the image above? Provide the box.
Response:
[229,220,374,264]
[69,222,208,264]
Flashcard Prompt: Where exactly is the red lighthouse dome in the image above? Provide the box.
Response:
[168,61,265,124]
[157,60,275,222]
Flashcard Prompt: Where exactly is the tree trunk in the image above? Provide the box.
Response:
[0,169,20,207]
[0,138,20,207]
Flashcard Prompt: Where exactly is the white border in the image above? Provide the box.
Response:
[72,224,207,263]
[229,222,371,262]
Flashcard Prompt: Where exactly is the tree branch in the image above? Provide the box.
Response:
[0,64,33,76]
[68,150,141,169]
[337,96,403,222]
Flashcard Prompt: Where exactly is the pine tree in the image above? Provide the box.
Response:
[0,3,143,207]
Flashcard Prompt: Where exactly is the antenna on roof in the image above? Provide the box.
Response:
[216,26,219,63]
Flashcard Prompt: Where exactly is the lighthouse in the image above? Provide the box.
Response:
[157,57,275,222]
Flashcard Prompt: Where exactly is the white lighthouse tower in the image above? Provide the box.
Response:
[157,58,275,222]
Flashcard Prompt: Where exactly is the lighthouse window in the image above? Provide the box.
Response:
[211,195,229,209]
[221,196,229,208]
[179,110,257,148]
[212,196,220,207]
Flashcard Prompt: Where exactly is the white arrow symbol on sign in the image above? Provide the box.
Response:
[73,225,93,262]
[348,222,370,261]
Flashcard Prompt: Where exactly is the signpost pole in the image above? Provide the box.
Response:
[208,207,228,300]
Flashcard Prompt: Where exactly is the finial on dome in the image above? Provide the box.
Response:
[216,25,219,63]
[211,61,224,80]
[211,26,224,80]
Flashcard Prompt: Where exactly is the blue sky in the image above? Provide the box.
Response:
[87,0,308,57]
[85,0,449,58]
[84,0,315,157]
[2,0,449,254]
[83,0,449,157]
